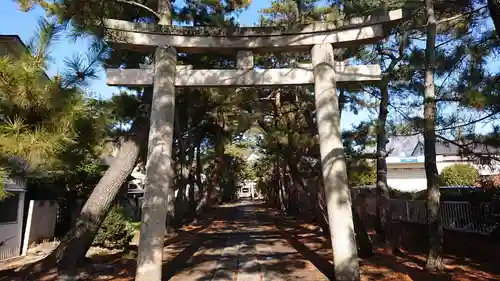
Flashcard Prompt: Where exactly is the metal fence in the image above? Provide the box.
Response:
[362,198,499,235]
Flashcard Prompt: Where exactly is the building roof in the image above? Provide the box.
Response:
[0,35,26,56]
[4,177,26,192]
[387,135,500,157]
[386,135,423,157]
[436,141,500,155]
[0,34,50,80]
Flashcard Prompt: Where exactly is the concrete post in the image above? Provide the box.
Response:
[16,190,25,256]
[136,45,177,281]
[312,43,360,281]
[21,199,34,256]
[237,50,254,70]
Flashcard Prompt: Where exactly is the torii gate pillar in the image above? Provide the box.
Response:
[136,45,177,281]
[312,43,359,280]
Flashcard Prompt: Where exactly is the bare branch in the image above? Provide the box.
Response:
[435,31,473,49]
[436,134,500,161]
[116,0,160,19]
[436,112,499,132]
[365,85,499,137]
[437,6,488,24]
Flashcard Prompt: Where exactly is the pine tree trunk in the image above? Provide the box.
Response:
[277,162,286,211]
[171,108,193,229]
[213,131,225,204]
[281,161,291,212]
[39,83,153,279]
[157,0,172,25]
[165,185,175,233]
[278,183,286,211]
[189,172,196,215]
[488,0,500,36]
[352,206,374,258]
[184,129,196,219]
[376,82,392,253]
[316,188,331,235]
[194,144,208,216]
[53,123,144,280]
[424,0,444,272]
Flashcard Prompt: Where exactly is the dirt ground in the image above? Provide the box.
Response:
[278,216,500,281]
[0,202,498,281]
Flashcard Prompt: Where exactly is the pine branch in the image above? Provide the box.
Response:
[365,85,499,136]
[437,112,499,132]
[435,31,473,49]
[435,53,468,96]
[62,41,109,88]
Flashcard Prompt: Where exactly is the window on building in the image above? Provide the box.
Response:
[242,188,249,193]
[0,193,19,223]
[477,157,491,165]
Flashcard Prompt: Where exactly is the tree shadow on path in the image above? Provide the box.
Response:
[276,214,500,281]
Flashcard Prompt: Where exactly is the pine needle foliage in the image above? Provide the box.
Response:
[0,19,103,196]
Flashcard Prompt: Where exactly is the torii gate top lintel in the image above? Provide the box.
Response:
[104,9,404,53]
[105,9,404,88]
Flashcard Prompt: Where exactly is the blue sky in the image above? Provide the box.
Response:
[0,1,496,132]
[0,1,113,99]
[0,1,270,99]
[0,1,271,100]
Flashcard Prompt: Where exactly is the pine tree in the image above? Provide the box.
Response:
[0,19,95,198]
[11,2,157,278]
[488,0,500,34]
[13,1,253,279]
[423,0,444,271]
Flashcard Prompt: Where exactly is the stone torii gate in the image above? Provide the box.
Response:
[104,9,402,281]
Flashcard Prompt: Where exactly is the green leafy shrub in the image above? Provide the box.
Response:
[92,206,134,249]
[348,161,376,187]
[389,189,420,200]
[0,168,9,201]
[440,164,479,186]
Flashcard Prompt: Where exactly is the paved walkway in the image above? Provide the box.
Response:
[166,201,330,281]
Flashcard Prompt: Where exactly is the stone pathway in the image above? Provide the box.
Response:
[167,201,329,281]
[3,201,500,281]
[0,201,331,281]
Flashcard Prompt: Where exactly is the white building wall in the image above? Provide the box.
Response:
[387,163,427,192]
[238,180,257,199]
[0,221,21,260]
[23,201,58,247]
[0,190,25,260]
[386,158,500,192]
